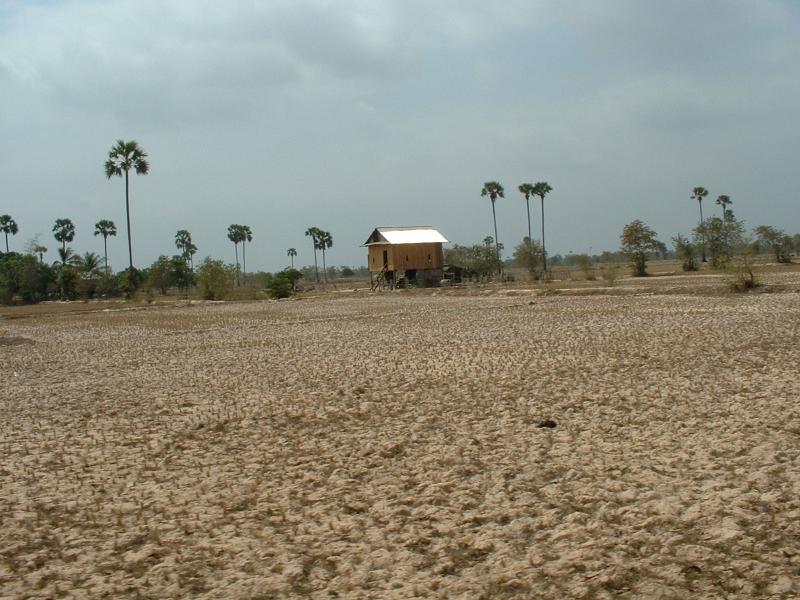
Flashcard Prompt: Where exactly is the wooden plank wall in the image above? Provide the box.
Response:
[368,243,444,272]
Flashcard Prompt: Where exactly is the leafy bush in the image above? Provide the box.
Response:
[600,261,620,286]
[267,268,303,299]
[95,272,121,298]
[512,238,544,279]
[445,240,502,280]
[197,258,235,300]
[574,254,595,280]
[727,245,761,292]
[754,225,793,263]
[672,234,697,271]
[119,267,144,298]
[694,214,744,269]
[0,252,58,304]
[146,256,174,295]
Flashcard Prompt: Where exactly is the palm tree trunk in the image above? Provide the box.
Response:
[290,255,294,268]
[3,232,7,253]
[525,197,532,244]
[234,243,240,286]
[322,247,327,284]
[125,169,133,270]
[242,241,247,285]
[491,199,500,271]
[103,236,109,274]
[540,196,547,272]
[699,200,706,262]
[312,244,319,283]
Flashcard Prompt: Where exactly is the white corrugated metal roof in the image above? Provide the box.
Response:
[364,227,449,245]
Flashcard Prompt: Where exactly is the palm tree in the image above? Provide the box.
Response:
[94,219,117,274]
[175,229,196,269]
[319,230,333,283]
[78,252,103,276]
[691,186,709,262]
[227,224,244,285]
[55,246,80,267]
[0,215,18,252]
[715,195,732,220]
[105,139,150,270]
[287,247,297,268]
[532,181,553,271]
[240,225,253,283]
[480,181,504,267]
[185,241,197,270]
[53,218,76,252]
[305,227,321,283]
[517,184,535,244]
[33,244,47,263]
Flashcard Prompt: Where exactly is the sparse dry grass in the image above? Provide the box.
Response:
[2,272,800,598]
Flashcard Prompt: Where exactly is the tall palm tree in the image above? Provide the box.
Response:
[240,225,253,283]
[227,224,244,285]
[691,186,709,262]
[0,215,18,252]
[480,181,504,267]
[533,181,553,271]
[305,227,321,283]
[517,184,535,244]
[319,230,333,283]
[94,219,117,274]
[175,229,193,268]
[105,139,150,271]
[53,218,76,252]
[287,247,297,268]
[715,194,732,220]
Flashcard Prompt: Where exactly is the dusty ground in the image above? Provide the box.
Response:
[2,274,800,598]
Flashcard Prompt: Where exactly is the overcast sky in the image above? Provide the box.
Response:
[2,0,799,271]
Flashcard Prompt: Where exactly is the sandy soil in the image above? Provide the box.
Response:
[2,276,800,598]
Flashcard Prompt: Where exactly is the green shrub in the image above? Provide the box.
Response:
[267,268,303,299]
[727,246,761,292]
[197,258,235,300]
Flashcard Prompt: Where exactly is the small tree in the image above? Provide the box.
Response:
[754,225,793,263]
[197,257,235,300]
[672,234,697,271]
[620,220,661,276]
[512,237,544,278]
[267,267,303,298]
[694,214,744,269]
[146,255,175,295]
[171,255,195,295]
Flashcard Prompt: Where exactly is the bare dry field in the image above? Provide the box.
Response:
[2,273,800,598]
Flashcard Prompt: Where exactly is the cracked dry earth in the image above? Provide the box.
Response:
[1,289,800,599]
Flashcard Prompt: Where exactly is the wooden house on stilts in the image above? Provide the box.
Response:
[364,226,449,289]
